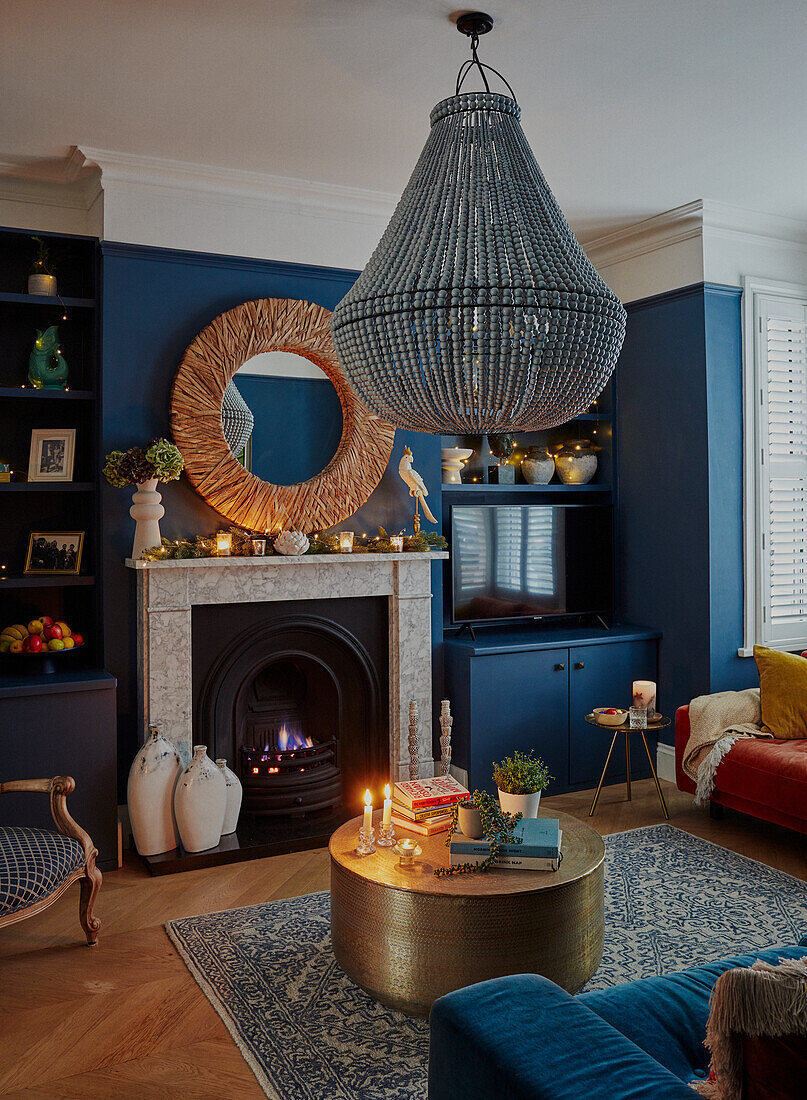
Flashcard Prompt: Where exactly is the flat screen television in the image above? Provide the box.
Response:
[450,504,613,625]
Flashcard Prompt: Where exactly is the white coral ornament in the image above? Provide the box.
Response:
[273,530,310,556]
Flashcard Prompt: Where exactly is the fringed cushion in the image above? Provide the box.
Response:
[694,956,807,1099]
[0,826,85,915]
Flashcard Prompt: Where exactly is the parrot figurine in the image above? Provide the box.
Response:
[398,445,437,532]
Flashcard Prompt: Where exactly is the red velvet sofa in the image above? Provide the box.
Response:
[675,705,807,835]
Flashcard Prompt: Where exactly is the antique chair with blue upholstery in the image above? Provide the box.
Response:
[0,775,101,945]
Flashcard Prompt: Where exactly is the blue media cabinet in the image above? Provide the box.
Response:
[443,624,660,796]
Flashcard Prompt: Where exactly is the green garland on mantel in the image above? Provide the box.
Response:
[140,526,447,561]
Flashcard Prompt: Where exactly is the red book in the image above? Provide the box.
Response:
[393,775,470,810]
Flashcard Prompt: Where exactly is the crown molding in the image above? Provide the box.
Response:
[76,146,399,227]
[0,154,101,211]
[582,199,807,270]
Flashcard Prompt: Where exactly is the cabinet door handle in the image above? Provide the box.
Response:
[554,663,566,671]
[574,661,585,670]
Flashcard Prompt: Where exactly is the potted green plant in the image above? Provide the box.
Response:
[493,749,552,818]
[28,236,57,296]
[103,439,184,559]
[434,790,522,877]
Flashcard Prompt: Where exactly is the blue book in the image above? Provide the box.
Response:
[449,817,560,859]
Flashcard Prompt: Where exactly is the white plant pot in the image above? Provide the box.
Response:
[216,758,243,835]
[498,789,542,818]
[174,745,227,853]
[127,726,181,856]
[28,273,57,296]
[130,478,164,559]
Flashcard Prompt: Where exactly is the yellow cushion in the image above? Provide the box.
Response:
[753,645,807,739]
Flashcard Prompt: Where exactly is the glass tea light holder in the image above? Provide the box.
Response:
[250,535,267,556]
[393,838,422,868]
[339,531,355,553]
[629,705,648,729]
[389,535,404,552]
[377,783,396,846]
[216,531,232,556]
[357,788,376,854]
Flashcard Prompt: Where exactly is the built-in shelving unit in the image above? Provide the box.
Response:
[0,225,104,685]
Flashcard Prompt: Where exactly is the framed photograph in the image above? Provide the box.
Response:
[28,428,76,483]
[24,531,85,576]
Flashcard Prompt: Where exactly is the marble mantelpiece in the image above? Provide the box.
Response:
[127,552,447,781]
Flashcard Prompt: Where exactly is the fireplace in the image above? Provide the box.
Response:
[130,552,445,872]
[193,599,388,845]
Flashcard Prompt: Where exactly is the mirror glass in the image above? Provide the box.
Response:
[224,351,343,485]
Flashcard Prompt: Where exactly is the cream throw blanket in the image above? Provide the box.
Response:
[682,688,769,804]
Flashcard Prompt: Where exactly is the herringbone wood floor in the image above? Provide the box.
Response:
[1,781,805,1098]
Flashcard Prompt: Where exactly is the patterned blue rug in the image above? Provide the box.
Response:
[166,825,807,1100]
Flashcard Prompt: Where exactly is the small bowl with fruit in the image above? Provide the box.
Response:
[0,617,85,674]
[592,707,628,727]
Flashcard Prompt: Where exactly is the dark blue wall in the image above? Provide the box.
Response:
[617,282,752,740]
[101,242,442,789]
[232,375,342,486]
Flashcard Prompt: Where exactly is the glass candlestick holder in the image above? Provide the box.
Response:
[377,821,396,847]
[356,825,376,855]
[393,838,422,868]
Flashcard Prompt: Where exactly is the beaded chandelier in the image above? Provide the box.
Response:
[221,380,254,455]
[330,12,626,434]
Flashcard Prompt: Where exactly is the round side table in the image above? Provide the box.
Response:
[586,714,671,819]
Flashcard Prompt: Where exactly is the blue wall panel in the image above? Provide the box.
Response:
[101,242,443,788]
[617,286,711,741]
[704,285,752,693]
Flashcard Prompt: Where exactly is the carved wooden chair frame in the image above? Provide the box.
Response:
[170,297,395,532]
[0,775,102,945]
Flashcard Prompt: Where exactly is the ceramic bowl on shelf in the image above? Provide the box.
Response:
[592,707,628,727]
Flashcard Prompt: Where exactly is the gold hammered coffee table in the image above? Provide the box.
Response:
[329,808,605,1017]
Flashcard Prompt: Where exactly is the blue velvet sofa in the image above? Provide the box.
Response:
[428,940,807,1099]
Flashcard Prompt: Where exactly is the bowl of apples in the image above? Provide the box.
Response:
[592,707,628,727]
[0,617,85,675]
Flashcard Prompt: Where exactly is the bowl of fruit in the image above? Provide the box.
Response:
[0,617,85,675]
[592,707,628,727]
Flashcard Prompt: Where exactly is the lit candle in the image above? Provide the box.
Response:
[390,536,404,552]
[382,783,392,826]
[362,789,373,834]
[339,531,355,553]
[216,531,232,556]
[633,680,656,711]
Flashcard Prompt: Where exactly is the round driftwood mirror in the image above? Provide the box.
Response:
[170,298,395,532]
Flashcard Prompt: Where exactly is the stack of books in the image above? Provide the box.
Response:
[449,817,562,871]
[391,775,470,836]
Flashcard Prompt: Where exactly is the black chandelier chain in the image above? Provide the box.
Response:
[455,28,517,101]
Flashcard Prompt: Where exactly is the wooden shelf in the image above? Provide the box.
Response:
[0,291,95,308]
[0,386,94,400]
[0,574,95,589]
[442,482,611,493]
[0,482,96,493]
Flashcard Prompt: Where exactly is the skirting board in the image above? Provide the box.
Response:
[656,743,676,783]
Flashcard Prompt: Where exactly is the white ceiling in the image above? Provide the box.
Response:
[3,0,807,239]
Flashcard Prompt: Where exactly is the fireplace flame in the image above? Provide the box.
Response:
[275,723,315,752]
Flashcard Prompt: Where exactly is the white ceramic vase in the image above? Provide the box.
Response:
[127,725,181,856]
[130,478,164,559]
[498,789,542,818]
[174,745,227,852]
[216,758,243,835]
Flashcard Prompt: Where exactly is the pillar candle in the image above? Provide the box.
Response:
[382,784,392,826]
[633,680,656,710]
[339,531,355,553]
[216,531,232,556]
[362,789,373,834]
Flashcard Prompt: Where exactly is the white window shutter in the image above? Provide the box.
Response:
[756,295,807,648]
